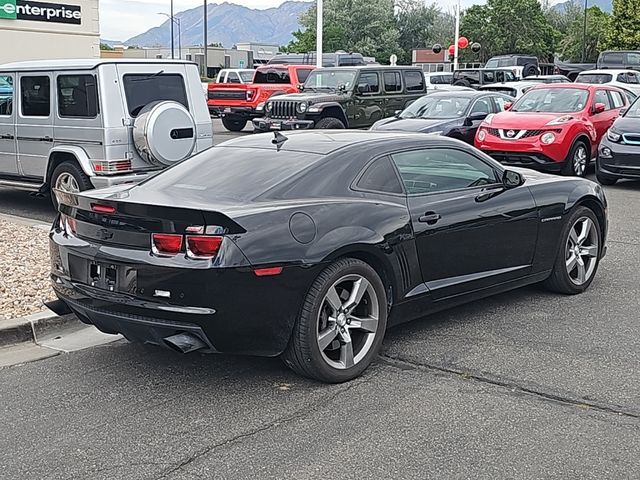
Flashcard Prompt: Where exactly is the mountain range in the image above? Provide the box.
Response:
[117,1,312,48]
[553,0,612,12]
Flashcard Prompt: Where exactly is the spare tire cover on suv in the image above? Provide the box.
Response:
[133,101,196,166]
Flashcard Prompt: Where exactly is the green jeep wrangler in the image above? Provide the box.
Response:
[252,66,427,131]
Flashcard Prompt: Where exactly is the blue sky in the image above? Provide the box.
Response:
[100,0,558,42]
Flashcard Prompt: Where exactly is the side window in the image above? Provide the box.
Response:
[383,72,402,93]
[404,71,425,92]
[357,72,380,94]
[297,69,312,83]
[0,75,13,116]
[594,90,612,110]
[391,148,498,195]
[611,91,625,108]
[21,76,50,117]
[602,52,624,65]
[627,53,640,66]
[492,95,510,112]
[57,75,99,118]
[495,71,505,83]
[356,157,403,194]
[627,72,639,84]
[470,98,492,115]
[616,73,628,83]
[483,71,495,83]
[227,72,241,84]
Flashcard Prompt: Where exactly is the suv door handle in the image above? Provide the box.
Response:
[0,134,14,140]
[418,212,441,225]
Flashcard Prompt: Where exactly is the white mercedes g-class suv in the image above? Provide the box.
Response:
[0,59,212,206]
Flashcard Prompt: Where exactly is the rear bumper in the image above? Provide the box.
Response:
[597,138,640,180]
[49,230,320,357]
[253,117,315,132]
[90,172,155,189]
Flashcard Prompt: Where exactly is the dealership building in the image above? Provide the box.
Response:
[0,0,99,64]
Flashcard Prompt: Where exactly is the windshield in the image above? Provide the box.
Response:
[239,71,254,82]
[576,73,613,84]
[625,97,640,117]
[512,88,589,113]
[304,70,357,91]
[254,68,291,84]
[400,96,471,119]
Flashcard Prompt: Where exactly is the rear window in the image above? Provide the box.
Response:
[600,52,624,65]
[576,73,613,84]
[254,68,291,84]
[123,73,188,117]
[137,147,323,202]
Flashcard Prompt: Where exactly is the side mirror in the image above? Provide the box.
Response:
[502,169,524,189]
[467,112,488,122]
[357,83,370,94]
[593,102,606,114]
[394,110,402,117]
[503,102,513,111]
[297,84,304,91]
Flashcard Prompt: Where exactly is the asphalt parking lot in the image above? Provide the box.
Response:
[0,121,639,479]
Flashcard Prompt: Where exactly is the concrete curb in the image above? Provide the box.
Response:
[0,311,81,348]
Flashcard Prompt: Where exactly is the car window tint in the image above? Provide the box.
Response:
[616,73,628,83]
[391,148,498,195]
[470,98,492,114]
[0,75,13,116]
[602,52,624,64]
[227,72,241,84]
[611,91,625,108]
[138,147,324,202]
[383,72,402,93]
[594,90,612,110]
[254,68,291,84]
[627,72,639,84]
[627,53,640,66]
[404,71,425,91]
[21,76,50,117]
[239,71,255,83]
[57,75,99,118]
[358,72,380,94]
[492,95,510,111]
[356,157,403,194]
[297,69,312,83]
[123,73,188,117]
[483,71,495,83]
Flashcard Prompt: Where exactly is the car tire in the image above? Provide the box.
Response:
[282,258,388,383]
[562,140,589,177]
[596,172,618,185]
[543,206,602,295]
[221,116,247,132]
[50,161,93,210]
[453,79,471,87]
[315,117,346,129]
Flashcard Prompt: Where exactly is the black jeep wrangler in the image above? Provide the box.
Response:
[253,66,427,131]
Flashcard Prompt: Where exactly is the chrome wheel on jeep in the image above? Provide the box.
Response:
[54,172,80,194]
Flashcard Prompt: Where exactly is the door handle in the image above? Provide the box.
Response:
[418,212,441,225]
[41,136,53,142]
[0,134,14,140]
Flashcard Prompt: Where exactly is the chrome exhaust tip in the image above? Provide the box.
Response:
[163,333,208,354]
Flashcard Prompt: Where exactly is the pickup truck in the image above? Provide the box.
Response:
[208,64,315,131]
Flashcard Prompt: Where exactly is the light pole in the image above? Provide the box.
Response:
[170,0,174,59]
[316,0,323,68]
[204,1,208,77]
[158,13,181,59]
[582,0,588,62]
[453,0,460,71]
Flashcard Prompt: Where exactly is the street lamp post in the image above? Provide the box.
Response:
[170,0,174,59]
[204,1,208,77]
[158,13,181,59]
[582,0,588,62]
[453,0,461,71]
[316,0,323,68]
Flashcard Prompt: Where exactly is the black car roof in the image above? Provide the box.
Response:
[219,130,449,155]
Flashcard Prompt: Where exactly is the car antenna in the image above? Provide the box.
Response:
[272,131,289,151]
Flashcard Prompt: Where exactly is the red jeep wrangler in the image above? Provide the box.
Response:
[208,65,315,131]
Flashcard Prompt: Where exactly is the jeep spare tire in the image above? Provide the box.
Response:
[133,101,197,167]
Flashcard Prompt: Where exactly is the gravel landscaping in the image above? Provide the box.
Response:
[0,218,55,320]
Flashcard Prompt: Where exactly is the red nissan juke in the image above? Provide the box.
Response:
[474,84,627,176]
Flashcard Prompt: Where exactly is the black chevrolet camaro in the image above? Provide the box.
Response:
[50,131,608,383]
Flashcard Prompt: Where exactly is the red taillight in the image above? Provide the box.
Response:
[246,89,255,101]
[152,233,183,256]
[254,266,283,277]
[91,203,116,214]
[186,235,223,259]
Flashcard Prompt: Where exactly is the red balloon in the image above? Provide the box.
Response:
[448,44,456,56]
[458,36,469,49]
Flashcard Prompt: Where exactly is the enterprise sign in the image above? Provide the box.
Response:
[0,0,82,24]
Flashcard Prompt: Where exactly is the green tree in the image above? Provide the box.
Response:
[395,0,442,64]
[460,0,560,62]
[602,0,640,50]
[100,43,114,51]
[559,6,609,62]
[286,0,400,63]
